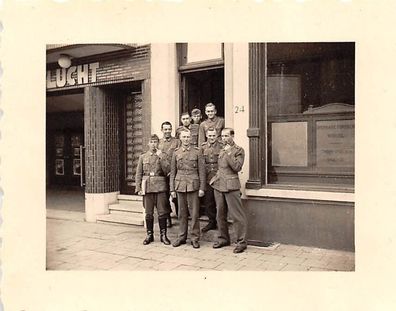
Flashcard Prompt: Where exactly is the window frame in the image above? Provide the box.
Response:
[177,43,224,72]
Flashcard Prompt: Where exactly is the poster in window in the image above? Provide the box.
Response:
[73,147,80,157]
[73,159,81,176]
[316,119,354,168]
[271,122,308,167]
[71,135,81,147]
[55,134,64,147]
[55,159,64,176]
[55,147,63,157]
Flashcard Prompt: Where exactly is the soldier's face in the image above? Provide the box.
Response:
[181,115,191,127]
[205,107,216,119]
[162,125,172,138]
[148,139,158,151]
[180,131,191,146]
[206,130,217,144]
[221,130,234,144]
[192,114,201,124]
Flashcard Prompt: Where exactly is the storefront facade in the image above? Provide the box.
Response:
[46,43,354,251]
[46,44,151,221]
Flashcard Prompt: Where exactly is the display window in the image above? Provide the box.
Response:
[248,42,355,189]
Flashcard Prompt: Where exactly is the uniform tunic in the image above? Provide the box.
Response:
[170,146,206,242]
[198,116,225,146]
[158,136,180,158]
[200,140,223,224]
[135,150,170,219]
[158,136,180,215]
[210,143,247,246]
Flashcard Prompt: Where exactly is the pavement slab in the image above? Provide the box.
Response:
[46,215,355,271]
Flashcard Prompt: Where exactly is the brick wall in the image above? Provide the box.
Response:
[84,87,120,193]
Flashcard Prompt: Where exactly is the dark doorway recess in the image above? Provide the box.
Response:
[181,68,224,118]
[46,88,84,188]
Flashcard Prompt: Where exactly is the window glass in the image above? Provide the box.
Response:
[187,43,222,63]
[267,42,355,187]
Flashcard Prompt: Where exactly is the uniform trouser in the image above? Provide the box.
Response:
[143,192,168,220]
[165,176,178,216]
[203,184,217,224]
[214,189,247,246]
[177,191,200,242]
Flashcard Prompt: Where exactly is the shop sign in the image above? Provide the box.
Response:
[46,62,100,89]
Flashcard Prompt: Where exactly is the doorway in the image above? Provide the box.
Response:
[116,82,144,195]
[46,89,84,189]
[181,68,224,118]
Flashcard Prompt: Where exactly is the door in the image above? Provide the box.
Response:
[119,91,144,194]
[51,130,84,187]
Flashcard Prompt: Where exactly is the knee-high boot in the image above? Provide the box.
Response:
[143,218,154,245]
[159,218,171,245]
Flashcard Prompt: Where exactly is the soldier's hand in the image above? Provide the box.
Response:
[224,144,231,151]
[170,191,177,199]
[198,190,205,197]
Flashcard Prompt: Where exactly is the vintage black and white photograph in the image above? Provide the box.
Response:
[5,1,396,310]
[45,43,355,272]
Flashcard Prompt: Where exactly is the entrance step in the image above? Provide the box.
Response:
[97,213,144,226]
[117,194,142,202]
[109,202,143,213]
[97,194,145,227]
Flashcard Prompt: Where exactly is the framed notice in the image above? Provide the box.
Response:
[73,147,80,157]
[73,159,81,176]
[55,147,63,157]
[54,134,64,147]
[55,159,64,176]
[71,135,81,147]
[271,122,308,167]
[316,119,355,168]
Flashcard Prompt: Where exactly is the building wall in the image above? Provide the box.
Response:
[245,198,355,251]
[150,43,179,136]
[226,43,250,195]
[84,87,120,194]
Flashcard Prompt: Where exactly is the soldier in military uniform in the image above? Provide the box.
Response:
[170,129,206,248]
[198,103,225,146]
[158,121,181,227]
[176,112,200,147]
[210,128,248,253]
[200,127,223,232]
[135,134,171,245]
[191,108,202,125]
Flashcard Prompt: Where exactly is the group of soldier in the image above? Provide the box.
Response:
[135,103,248,254]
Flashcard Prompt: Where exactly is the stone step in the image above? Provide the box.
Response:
[117,194,142,202]
[96,213,144,226]
[109,203,143,213]
[109,209,145,218]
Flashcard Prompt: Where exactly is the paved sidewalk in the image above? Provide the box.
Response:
[46,210,355,271]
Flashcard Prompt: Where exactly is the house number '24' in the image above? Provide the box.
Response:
[234,106,245,113]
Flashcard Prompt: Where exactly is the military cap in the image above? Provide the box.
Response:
[150,134,160,141]
[191,108,202,116]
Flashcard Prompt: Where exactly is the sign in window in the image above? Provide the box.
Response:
[271,122,308,167]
